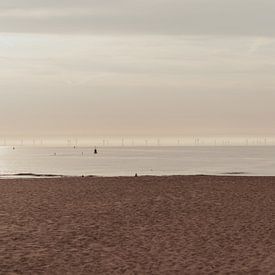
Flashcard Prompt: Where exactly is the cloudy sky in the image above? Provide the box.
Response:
[0,0,275,137]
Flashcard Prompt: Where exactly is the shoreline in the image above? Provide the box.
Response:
[1,173,275,180]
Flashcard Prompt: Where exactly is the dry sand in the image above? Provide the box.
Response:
[0,175,274,274]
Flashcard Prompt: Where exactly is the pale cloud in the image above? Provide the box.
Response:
[1,34,275,136]
[0,0,275,36]
[0,8,94,18]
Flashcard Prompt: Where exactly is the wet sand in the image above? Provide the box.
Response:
[0,175,274,274]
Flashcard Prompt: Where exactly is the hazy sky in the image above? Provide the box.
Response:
[1,0,275,136]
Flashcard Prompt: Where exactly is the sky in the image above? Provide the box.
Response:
[0,0,275,137]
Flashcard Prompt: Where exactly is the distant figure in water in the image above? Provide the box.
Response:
[135,173,138,177]
[12,147,15,150]
[94,148,98,154]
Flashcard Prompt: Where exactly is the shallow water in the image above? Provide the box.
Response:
[0,146,275,178]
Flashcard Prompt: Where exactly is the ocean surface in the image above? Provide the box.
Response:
[0,146,275,178]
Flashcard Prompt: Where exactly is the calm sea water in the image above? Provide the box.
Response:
[0,146,275,178]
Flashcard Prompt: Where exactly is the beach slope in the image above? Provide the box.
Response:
[0,176,274,274]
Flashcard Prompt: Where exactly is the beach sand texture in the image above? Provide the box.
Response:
[0,176,274,274]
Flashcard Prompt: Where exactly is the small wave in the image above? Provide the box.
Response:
[221,172,247,175]
[0,173,64,178]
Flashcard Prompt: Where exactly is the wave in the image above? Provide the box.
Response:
[221,172,247,175]
[0,173,65,178]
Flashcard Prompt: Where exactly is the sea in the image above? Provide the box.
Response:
[0,146,275,178]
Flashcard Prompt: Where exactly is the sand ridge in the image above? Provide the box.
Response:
[0,176,274,274]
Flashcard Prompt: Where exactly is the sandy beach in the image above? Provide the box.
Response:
[0,175,274,274]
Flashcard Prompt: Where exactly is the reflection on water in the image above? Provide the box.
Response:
[0,146,275,178]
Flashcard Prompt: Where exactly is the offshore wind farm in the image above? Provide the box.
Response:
[1,135,275,147]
